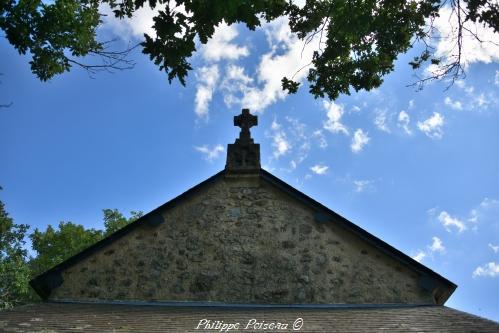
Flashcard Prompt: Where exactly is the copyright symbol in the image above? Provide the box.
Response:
[293,317,303,330]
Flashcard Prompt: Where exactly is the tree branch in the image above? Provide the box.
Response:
[67,41,140,78]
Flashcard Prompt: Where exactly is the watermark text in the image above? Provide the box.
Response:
[195,318,304,331]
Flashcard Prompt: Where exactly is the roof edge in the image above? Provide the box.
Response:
[49,299,438,309]
[30,168,457,304]
[30,170,226,299]
[259,169,457,304]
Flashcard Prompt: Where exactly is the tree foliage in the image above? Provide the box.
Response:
[0,200,30,309]
[30,209,142,275]
[1,0,498,97]
[0,0,136,80]
[29,222,103,276]
[0,198,141,308]
[103,208,143,236]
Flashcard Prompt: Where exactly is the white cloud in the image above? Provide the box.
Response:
[351,105,361,113]
[353,180,374,193]
[269,120,291,158]
[225,65,253,84]
[473,262,499,278]
[100,3,164,39]
[427,206,439,216]
[413,251,426,263]
[286,117,311,167]
[194,65,220,118]
[194,144,224,162]
[455,80,475,94]
[468,211,478,224]
[489,243,499,254]
[374,109,390,132]
[286,117,307,140]
[412,236,446,263]
[444,97,463,110]
[265,117,316,169]
[220,65,253,107]
[201,23,249,62]
[478,197,499,209]
[235,17,323,113]
[429,236,445,253]
[430,5,499,73]
[351,129,370,153]
[455,80,466,89]
[408,100,415,109]
[273,133,290,158]
[453,79,497,110]
[195,86,215,118]
[310,164,329,175]
[438,211,467,233]
[312,130,328,148]
[473,93,490,109]
[431,198,498,236]
[468,198,499,227]
[417,112,444,139]
[323,100,349,135]
[398,110,412,135]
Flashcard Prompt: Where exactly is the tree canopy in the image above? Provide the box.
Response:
[102,208,143,236]
[0,200,141,309]
[0,200,31,308]
[30,208,142,275]
[1,0,498,98]
[29,222,104,276]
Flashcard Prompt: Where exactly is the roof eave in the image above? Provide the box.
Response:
[30,170,226,299]
[259,168,457,305]
[30,168,457,305]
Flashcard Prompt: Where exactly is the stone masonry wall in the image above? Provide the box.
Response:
[49,175,434,304]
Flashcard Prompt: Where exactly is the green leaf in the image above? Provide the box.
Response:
[281,77,300,94]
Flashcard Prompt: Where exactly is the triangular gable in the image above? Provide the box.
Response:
[259,169,456,304]
[31,169,456,304]
[30,170,225,299]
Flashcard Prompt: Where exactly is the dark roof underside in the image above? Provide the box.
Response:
[1,302,498,333]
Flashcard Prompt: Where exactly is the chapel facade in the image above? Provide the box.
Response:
[1,109,498,332]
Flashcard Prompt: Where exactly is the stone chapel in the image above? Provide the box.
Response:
[1,109,498,332]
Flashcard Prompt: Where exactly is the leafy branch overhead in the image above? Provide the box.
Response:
[1,0,497,98]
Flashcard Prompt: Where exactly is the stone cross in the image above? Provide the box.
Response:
[234,108,257,143]
[226,108,260,173]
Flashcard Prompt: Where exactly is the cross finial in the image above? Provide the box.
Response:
[234,108,257,143]
[226,108,260,174]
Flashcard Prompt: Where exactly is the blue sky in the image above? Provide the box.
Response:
[1,3,499,321]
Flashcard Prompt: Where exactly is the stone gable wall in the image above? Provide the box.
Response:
[50,176,434,304]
